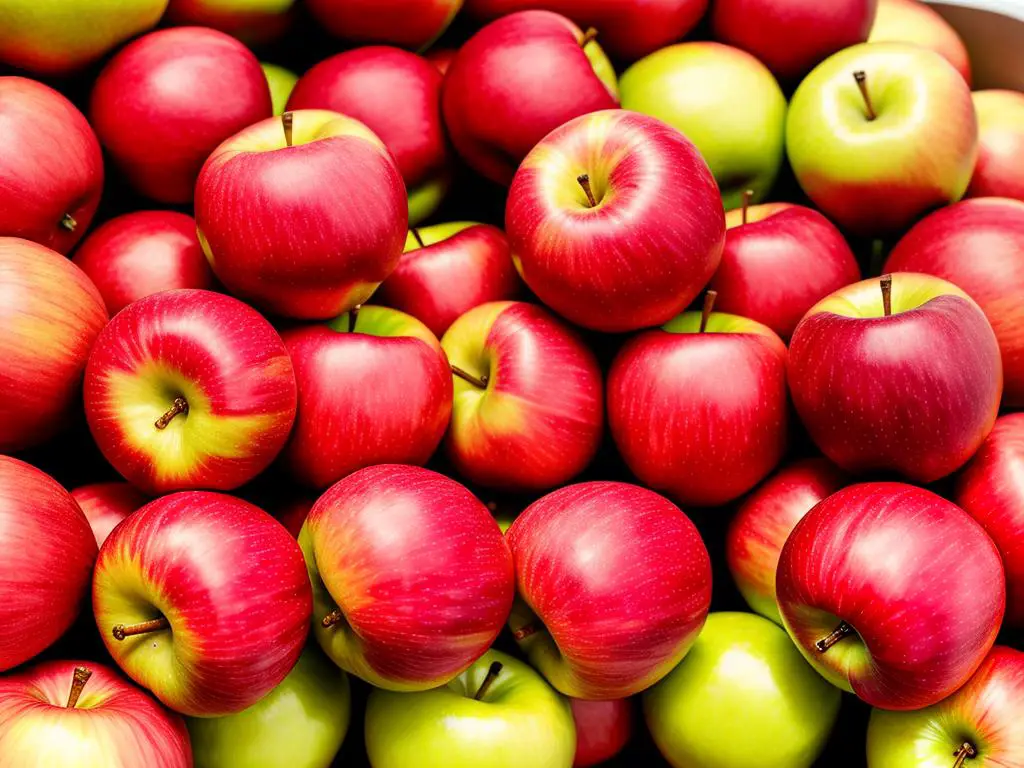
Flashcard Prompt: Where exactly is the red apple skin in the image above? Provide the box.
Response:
[967,91,1024,201]
[868,0,971,85]
[776,482,1005,711]
[271,497,313,539]
[89,27,272,205]
[710,204,861,341]
[570,697,633,768]
[0,457,98,673]
[0,77,104,253]
[165,0,294,44]
[426,47,457,76]
[956,413,1024,629]
[72,211,215,316]
[883,198,1024,408]
[307,0,462,50]
[71,482,149,549]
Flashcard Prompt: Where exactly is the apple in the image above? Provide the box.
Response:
[776,482,1005,710]
[608,295,789,507]
[287,46,452,224]
[619,42,787,210]
[71,211,215,316]
[786,43,978,235]
[83,289,297,494]
[268,497,313,539]
[262,62,299,115]
[71,482,149,549]
[442,11,619,185]
[187,647,350,768]
[0,238,108,453]
[967,90,1024,201]
[426,47,457,76]
[0,660,191,767]
[570,697,632,768]
[165,0,296,42]
[281,305,452,489]
[868,0,970,84]
[441,301,603,490]
[195,109,407,320]
[0,77,104,254]
[507,481,713,699]
[365,649,576,768]
[307,0,463,50]
[506,109,725,332]
[94,491,312,716]
[301,464,514,691]
[788,273,1002,483]
[376,222,520,338]
[644,612,842,768]
[0,457,98,673]
[90,27,272,205]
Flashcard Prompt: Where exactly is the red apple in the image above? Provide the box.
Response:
[570,697,632,768]
[90,27,272,205]
[968,91,1024,201]
[307,0,462,50]
[271,497,313,539]
[94,491,312,716]
[83,289,297,494]
[195,110,407,320]
[71,482,149,549]
[507,110,725,332]
[72,211,215,316]
[165,0,295,43]
[0,77,104,253]
[426,47,457,76]
[776,482,1004,710]
[868,0,970,84]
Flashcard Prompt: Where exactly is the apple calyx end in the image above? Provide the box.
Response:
[411,228,425,249]
[814,621,854,653]
[154,397,189,430]
[60,213,77,233]
[473,661,503,701]
[952,742,977,768]
[577,174,598,208]
[741,190,753,225]
[66,666,92,709]
[322,609,345,629]
[700,291,718,334]
[112,616,170,642]
[282,111,294,148]
[880,274,893,317]
[452,364,488,390]
[853,71,877,121]
[579,27,599,48]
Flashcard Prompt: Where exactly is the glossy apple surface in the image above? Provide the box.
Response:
[968,91,1024,201]
[71,482,149,549]
[261,62,298,115]
[571,697,632,768]
[868,0,970,84]
[166,0,296,42]
[307,0,463,50]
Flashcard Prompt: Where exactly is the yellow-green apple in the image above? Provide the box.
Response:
[441,301,603,490]
[507,482,712,699]
[261,62,298,115]
[195,110,407,319]
[788,273,1002,483]
[365,649,576,768]
[956,414,1024,629]
[709,201,861,340]
[619,42,787,210]
[0,660,191,767]
[506,110,725,332]
[726,458,848,624]
[644,612,842,768]
[0,238,108,453]
[608,299,789,507]
[165,0,295,42]
[71,482,149,549]
[376,223,521,338]
[967,91,1024,200]
[281,305,452,489]
[868,0,970,84]
[0,77,104,253]
[786,43,978,235]
[301,465,514,691]
[571,697,632,767]
[186,647,350,768]
[93,491,312,716]
[83,289,297,494]
[866,646,1024,768]
[0,457,97,673]
[72,211,214,316]
[287,47,451,224]
[307,0,463,50]
[442,11,618,185]
[90,28,272,205]
[776,482,1005,710]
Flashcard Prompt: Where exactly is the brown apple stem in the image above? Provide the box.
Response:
[473,661,503,701]
[411,228,425,248]
[700,290,718,334]
[577,174,598,208]
[154,397,189,430]
[952,742,977,768]
[60,213,77,232]
[880,273,893,317]
[815,621,854,652]
[112,617,170,641]
[741,189,753,225]
[282,111,294,147]
[512,621,538,641]
[452,364,489,389]
[579,27,598,47]
[348,304,361,333]
[853,71,877,121]
[322,609,345,629]
[66,666,92,709]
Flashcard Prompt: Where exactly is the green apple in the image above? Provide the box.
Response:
[644,612,842,768]
[365,649,576,768]
[261,62,299,116]
[186,647,350,768]
[619,41,787,211]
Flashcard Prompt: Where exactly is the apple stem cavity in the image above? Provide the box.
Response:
[577,174,598,208]
[60,213,77,232]
[473,661,503,701]
[952,742,977,768]
[66,666,92,709]
[452,364,489,389]
[112,616,170,641]
[741,190,753,225]
[700,291,718,334]
[322,609,345,629]
[880,274,893,317]
[579,27,599,47]
[411,228,425,248]
[154,397,189,430]
[282,111,294,148]
[348,304,361,333]
[853,71,877,121]
[815,621,854,653]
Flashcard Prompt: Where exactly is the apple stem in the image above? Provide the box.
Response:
[112,616,170,641]
[741,189,753,225]
[577,174,598,208]
[411,228,425,248]
[66,666,92,709]
[282,111,294,147]
[700,290,717,333]
[473,661,503,701]
[322,609,345,629]
[853,71,877,121]
[880,273,892,317]
[154,397,189,430]
[451,364,489,389]
[579,27,598,47]
[60,213,77,232]
[348,304,361,333]
[815,621,854,652]
[952,742,977,768]
[511,621,538,641]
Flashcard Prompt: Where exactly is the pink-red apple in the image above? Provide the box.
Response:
[307,0,462,50]
[71,482,149,549]
[868,0,970,84]
[571,697,632,767]
[426,47,457,76]
[968,90,1024,201]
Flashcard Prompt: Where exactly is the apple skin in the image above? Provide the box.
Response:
[262,62,299,115]
[868,0,970,84]
[72,211,215,316]
[709,204,861,340]
[570,697,632,768]
[301,465,514,691]
[94,491,312,717]
[619,42,787,211]
[281,305,452,489]
[426,47,457,76]
[287,46,451,225]
[608,310,789,507]
[788,273,1002,483]
[442,11,619,185]
[726,458,849,625]
[507,109,725,332]
[166,0,296,43]
[365,649,576,768]
[307,0,463,50]
[776,482,1005,711]
[644,612,842,768]
[90,27,272,205]
[0,457,98,673]
[0,660,191,768]
[967,91,1024,201]
[866,646,1024,768]
[441,301,603,491]
[71,482,149,549]
[195,109,408,320]
[507,482,713,699]
[83,289,297,494]
[0,77,104,254]
[786,43,978,236]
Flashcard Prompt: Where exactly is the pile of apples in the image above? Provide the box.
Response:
[2,0,1023,766]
